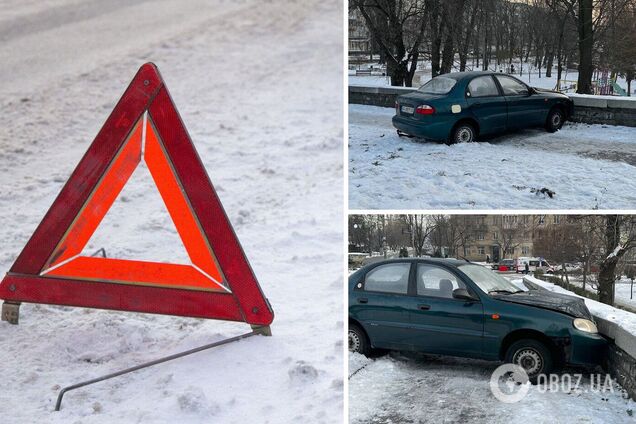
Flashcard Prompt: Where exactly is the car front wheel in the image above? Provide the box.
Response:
[451,122,476,144]
[546,108,564,132]
[349,324,370,356]
[505,339,553,381]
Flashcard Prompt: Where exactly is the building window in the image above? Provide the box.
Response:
[538,215,545,224]
[478,246,485,255]
[553,215,561,224]
[522,246,530,255]
[477,233,485,240]
[493,232,498,240]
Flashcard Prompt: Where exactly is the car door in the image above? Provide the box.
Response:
[403,263,484,357]
[352,262,414,350]
[494,75,546,128]
[465,75,507,135]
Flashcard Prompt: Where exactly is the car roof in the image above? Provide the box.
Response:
[438,71,501,81]
[363,257,471,267]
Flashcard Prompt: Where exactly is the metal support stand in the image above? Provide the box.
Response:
[55,330,261,411]
[1,301,20,324]
[251,325,272,336]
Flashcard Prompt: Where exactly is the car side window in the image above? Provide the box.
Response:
[416,264,466,299]
[495,75,529,96]
[364,263,410,294]
[467,76,499,98]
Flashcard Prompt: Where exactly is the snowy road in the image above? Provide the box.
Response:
[349,352,635,424]
[0,0,251,98]
[0,1,343,423]
[349,105,636,209]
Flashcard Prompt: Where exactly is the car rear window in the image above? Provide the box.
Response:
[418,76,456,94]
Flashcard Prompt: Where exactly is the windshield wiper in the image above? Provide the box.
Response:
[489,289,524,295]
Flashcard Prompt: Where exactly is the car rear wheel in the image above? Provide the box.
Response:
[545,108,564,132]
[451,122,476,144]
[505,339,553,381]
[349,324,370,356]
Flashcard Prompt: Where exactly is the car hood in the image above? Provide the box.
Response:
[491,290,593,319]
[532,87,570,99]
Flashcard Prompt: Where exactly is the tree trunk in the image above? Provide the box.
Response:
[388,60,408,86]
[546,50,554,78]
[598,259,617,305]
[598,215,621,305]
[440,33,455,74]
[576,0,594,94]
[582,259,588,290]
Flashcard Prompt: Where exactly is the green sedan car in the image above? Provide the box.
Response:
[392,71,573,143]
[349,258,606,380]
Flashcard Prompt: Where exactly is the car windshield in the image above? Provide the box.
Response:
[458,264,523,294]
[418,76,456,94]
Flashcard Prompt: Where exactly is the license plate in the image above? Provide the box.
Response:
[401,105,414,114]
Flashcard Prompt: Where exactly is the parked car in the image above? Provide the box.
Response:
[491,258,515,272]
[392,71,573,143]
[515,257,555,274]
[349,258,606,380]
[553,262,583,273]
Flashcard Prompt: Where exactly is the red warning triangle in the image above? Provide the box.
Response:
[0,63,273,326]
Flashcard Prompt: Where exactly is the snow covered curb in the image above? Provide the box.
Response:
[523,275,636,400]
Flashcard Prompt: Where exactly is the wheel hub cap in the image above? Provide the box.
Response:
[349,331,360,352]
[514,348,542,376]
[458,127,472,143]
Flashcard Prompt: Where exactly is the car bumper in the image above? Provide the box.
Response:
[392,115,450,141]
[567,331,608,366]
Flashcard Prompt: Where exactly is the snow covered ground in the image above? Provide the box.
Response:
[349,352,635,424]
[349,275,636,424]
[349,104,636,209]
[0,1,343,423]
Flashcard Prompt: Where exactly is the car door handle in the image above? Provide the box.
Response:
[417,304,431,311]
[473,102,481,107]
[358,298,368,304]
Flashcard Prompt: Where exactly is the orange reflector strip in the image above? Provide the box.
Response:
[46,121,143,268]
[40,115,225,292]
[144,120,222,283]
[492,314,500,320]
[45,257,226,292]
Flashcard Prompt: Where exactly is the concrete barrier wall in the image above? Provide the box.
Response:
[596,316,636,400]
[349,85,636,127]
[522,275,636,400]
[349,85,415,108]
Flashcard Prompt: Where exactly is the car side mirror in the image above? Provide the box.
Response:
[453,288,477,301]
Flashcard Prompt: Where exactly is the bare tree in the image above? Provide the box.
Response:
[596,215,636,305]
[403,214,436,256]
[353,0,427,86]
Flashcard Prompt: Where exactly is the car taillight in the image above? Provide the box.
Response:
[416,104,435,115]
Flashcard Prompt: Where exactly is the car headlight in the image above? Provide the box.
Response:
[573,318,598,333]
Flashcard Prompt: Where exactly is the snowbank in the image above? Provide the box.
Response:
[349,104,636,209]
[523,276,636,346]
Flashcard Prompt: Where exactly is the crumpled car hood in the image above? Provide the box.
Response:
[492,290,593,320]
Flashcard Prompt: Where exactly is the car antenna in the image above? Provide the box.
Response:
[459,256,471,262]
